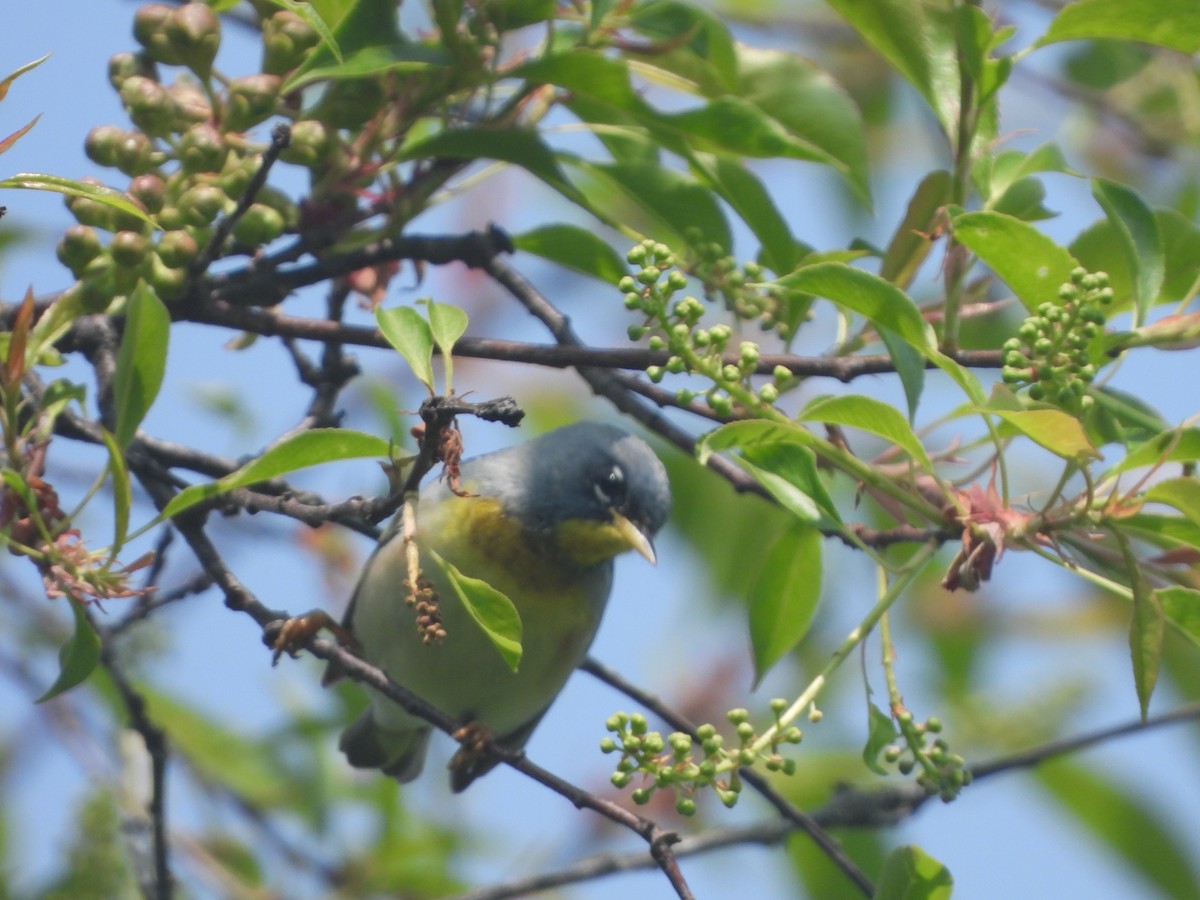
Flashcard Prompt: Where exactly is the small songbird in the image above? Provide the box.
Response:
[331,421,671,791]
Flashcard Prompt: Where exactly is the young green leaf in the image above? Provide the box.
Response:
[799,394,934,472]
[1129,575,1164,720]
[99,428,133,557]
[37,597,101,703]
[689,154,798,274]
[863,702,899,776]
[161,429,393,521]
[875,845,954,900]
[425,301,468,395]
[747,523,823,687]
[881,170,952,290]
[376,305,434,393]
[989,408,1100,461]
[112,283,171,449]
[426,547,522,672]
[513,225,628,284]
[0,174,157,227]
[1037,0,1200,54]
[1156,587,1200,650]
[1091,178,1163,325]
[738,440,842,525]
[1144,477,1200,526]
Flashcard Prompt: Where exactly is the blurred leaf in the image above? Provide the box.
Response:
[991,177,1056,222]
[875,844,954,899]
[800,394,934,472]
[264,0,342,63]
[1087,385,1168,447]
[1129,573,1164,719]
[689,153,798,273]
[989,408,1100,461]
[1157,587,1200,650]
[141,688,300,810]
[285,0,403,87]
[879,327,926,422]
[568,158,731,251]
[1145,477,1200,526]
[112,283,170,449]
[951,210,1079,312]
[36,597,100,703]
[1035,758,1200,898]
[863,701,899,775]
[0,174,157,227]
[376,305,434,393]
[513,224,628,284]
[881,170,952,290]
[399,127,585,207]
[161,429,392,521]
[628,0,738,93]
[0,115,39,157]
[1092,179,1163,323]
[98,428,132,557]
[284,41,446,92]
[427,548,522,672]
[824,0,959,140]
[1038,0,1200,54]
[1111,428,1200,475]
[424,300,468,395]
[982,143,1078,204]
[748,523,823,686]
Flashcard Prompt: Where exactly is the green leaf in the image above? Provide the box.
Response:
[161,429,392,521]
[112,283,170,449]
[0,173,157,227]
[262,0,342,65]
[1087,385,1169,447]
[1037,0,1200,54]
[513,224,628,284]
[737,441,841,525]
[1091,178,1163,324]
[863,701,899,776]
[951,210,1079,312]
[875,845,954,900]
[568,159,731,251]
[981,143,1077,204]
[881,170,952,290]
[425,301,468,395]
[99,428,132,557]
[426,547,522,672]
[799,394,934,472]
[1110,428,1200,476]
[37,597,101,703]
[823,0,959,140]
[1157,587,1200,650]
[285,0,401,86]
[376,305,434,392]
[1035,758,1200,898]
[689,153,798,273]
[1145,477,1200,527]
[399,127,584,207]
[284,41,446,92]
[1129,573,1164,719]
[989,408,1100,461]
[627,0,738,93]
[747,523,823,687]
[734,46,870,203]
[878,327,926,422]
[775,262,935,353]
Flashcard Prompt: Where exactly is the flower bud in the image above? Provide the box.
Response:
[120,75,174,137]
[85,125,126,168]
[128,174,166,213]
[262,10,319,74]
[134,4,181,65]
[108,51,157,90]
[232,203,285,246]
[157,230,199,268]
[279,119,332,167]
[110,230,150,268]
[166,2,221,78]
[178,182,227,226]
[179,122,227,173]
[223,74,281,132]
[56,226,103,276]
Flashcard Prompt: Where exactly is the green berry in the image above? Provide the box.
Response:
[675,796,696,817]
[759,383,779,404]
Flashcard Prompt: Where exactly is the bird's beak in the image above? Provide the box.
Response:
[612,512,656,565]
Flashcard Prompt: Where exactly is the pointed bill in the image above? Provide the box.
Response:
[613,512,657,565]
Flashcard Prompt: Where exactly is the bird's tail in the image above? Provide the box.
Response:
[339,709,431,783]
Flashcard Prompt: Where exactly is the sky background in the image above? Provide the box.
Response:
[2,2,1199,898]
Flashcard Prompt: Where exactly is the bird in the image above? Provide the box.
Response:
[330,421,671,791]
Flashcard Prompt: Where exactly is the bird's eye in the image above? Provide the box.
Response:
[594,465,626,505]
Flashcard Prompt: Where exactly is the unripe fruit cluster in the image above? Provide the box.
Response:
[59,4,332,306]
[1001,267,1112,414]
[881,712,971,802]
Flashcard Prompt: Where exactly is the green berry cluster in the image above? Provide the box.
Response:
[1000,268,1112,413]
[57,4,334,308]
[600,703,803,816]
[686,230,794,338]
[620,241,788,415]
[880,713,971,803]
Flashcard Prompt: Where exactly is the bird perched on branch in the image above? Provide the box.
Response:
[330,421,671,791]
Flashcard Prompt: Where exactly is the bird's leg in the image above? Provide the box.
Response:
[267,609,359,664]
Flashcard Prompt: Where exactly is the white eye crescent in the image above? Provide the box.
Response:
[594,465,625,505]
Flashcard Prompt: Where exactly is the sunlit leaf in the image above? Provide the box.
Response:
[1145,477,1200,526]
[425,301,468,395]
[800,394,934,472]
[863,702,899,776]
[427,547,522,672]
[951,210,1079,312]
[1156,586,1200,650]
[161,429,392,521]
[737,440,841,525]
[1037,0,1200,54]
[376,305,434,393]
[1128,573,1163,719]
[989,408,1100,461]
[0,174,157,227]
[513,224,628,284]
[1092,178,1162,324]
